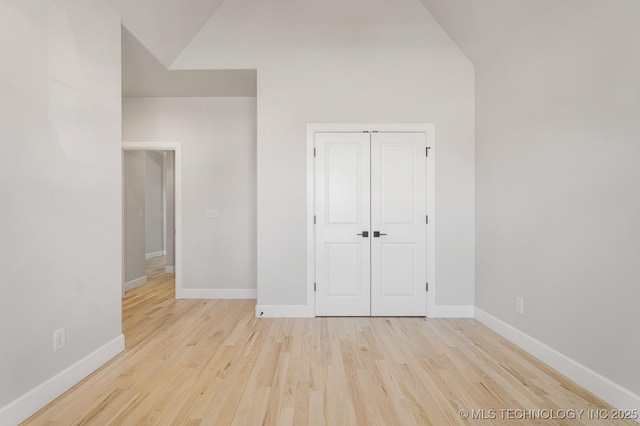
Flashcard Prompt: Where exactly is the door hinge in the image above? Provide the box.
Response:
[314,215,316,224]
[314,148,316,157]
[314,282,317,292]
[426,147,431,157]
[426,215,428,224]
[426,282,429,292]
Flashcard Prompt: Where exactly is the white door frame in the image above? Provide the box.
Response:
[122,141,183,298]
[306,124,436,317]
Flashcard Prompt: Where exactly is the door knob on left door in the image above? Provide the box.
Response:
[357,231,369,238]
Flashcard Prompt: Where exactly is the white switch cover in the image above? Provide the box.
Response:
[138,210,144,218]
[53,328,66,352]
[206,209,219,218]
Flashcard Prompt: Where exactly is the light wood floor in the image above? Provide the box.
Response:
[25,262,631,425]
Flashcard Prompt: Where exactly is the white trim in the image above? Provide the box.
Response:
[122,141,183,300]
[162,152,167,256]
[305,125,316,316]
[123,275,147,292]
[165,266,175,273]
[306,124,436,318]
[177,288,257,299]
[0,334,124,426]
[145,251,165,259]
[475,308,640,417]
[428,305,474,318]
[255,305,315,318]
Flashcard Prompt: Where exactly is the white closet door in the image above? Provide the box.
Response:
[315,133,371,316]
[371,133,427,316]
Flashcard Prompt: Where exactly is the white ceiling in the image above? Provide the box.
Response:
[116,0,561,97]
[418,0,578,64]
[112,0,568,70]
[121,27,256,97]
[109,0,226,68]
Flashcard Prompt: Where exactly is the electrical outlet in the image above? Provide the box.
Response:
[515,297,524,315]
[53,328,66,352]
[138,209,144,218]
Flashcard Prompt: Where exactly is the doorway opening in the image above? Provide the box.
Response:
[122,142,183,298]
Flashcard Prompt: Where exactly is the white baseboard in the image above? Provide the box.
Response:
[475,308,640,418]
[145,251,165,260]
[253,304,472,319]
[123,275,147,292]
[165,265,175,273]
[177,288,256,300]
[428,304,475,318]
[255,305,314,318]
[0,334,124,426]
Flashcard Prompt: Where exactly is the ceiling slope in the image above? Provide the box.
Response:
[109,0,225,68]
[418,0,576,64]
[122,27,256,97]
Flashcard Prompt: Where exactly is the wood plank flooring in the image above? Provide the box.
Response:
[24,261,633,425]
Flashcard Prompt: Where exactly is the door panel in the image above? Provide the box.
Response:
[315,133,371,316]
[326,243,362,296]
[326,145,361,223]
[381,243,415,296]
[371,133,427,316]
[381,144,415,224]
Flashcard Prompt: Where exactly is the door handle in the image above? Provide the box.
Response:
[356,231,369,238]
[373,231,387,238]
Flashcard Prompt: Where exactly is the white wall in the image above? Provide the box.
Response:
[0,0,123,420]
[173,0,476,309]
[145,151,164,256]
[123,97,257,291]
[123,151,146,283]
[476,2,640,397]
[425,0,640,398]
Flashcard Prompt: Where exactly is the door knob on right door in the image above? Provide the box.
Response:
[373,231,387,237]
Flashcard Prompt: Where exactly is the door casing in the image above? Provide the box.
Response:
[306,124,436,317]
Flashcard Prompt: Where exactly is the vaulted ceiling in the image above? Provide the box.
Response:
[114,0,562,96]
[112,0,565,70]
[112,0,476,70]
[121,27,256,97]
[420,0,593,65]
[109,0,226,68]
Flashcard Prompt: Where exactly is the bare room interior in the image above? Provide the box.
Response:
[1,0,639,424]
